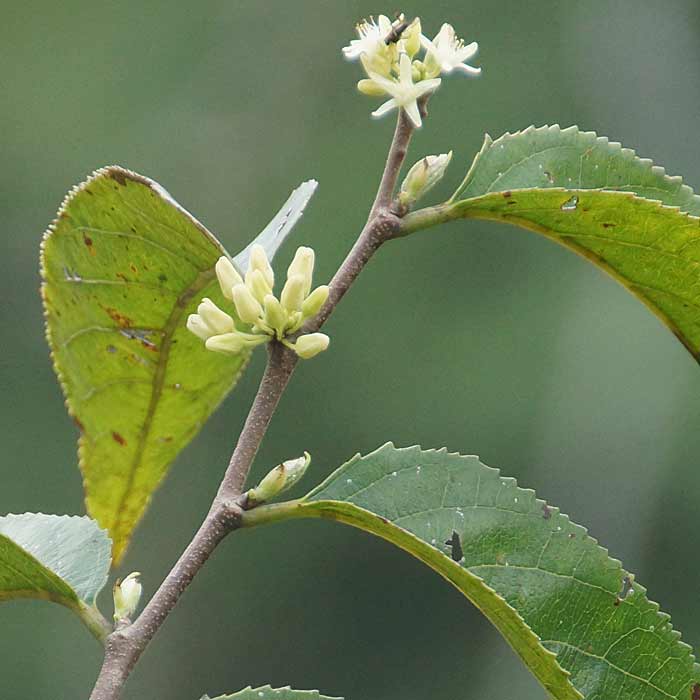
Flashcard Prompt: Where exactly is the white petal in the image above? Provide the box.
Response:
[458,41,479,62]
[404,101,422,128]
[371,98,398,118]
[416,78,442,96]
[420,34,436,51]
[398,52,413,83]
[378,15,392,35]
[456,63,482,76]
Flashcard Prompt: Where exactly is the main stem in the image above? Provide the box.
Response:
[89,109,415,700]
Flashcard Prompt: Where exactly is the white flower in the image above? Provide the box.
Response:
[342,15,393,61]
[369,53,441,128]
[421,23,481,77]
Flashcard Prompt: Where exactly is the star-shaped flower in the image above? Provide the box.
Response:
[369,53,441,128]
[421,23,481,77]
[342,15,393,61]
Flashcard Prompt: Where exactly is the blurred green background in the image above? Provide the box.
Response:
[2,1,700,698]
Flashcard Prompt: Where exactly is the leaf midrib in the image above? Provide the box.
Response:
[109,267,215,545]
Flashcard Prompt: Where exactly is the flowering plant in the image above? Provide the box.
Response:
[5,9,700,700]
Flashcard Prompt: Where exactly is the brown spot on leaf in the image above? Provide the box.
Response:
[112,431,127,446]
[130,263,138,273]
[503,191,512,198]
[82,232,96,255]
[602,223,615,229]
[691,683,700,700]
[542,503,552,519]
[74,417,85,432]
[104,307,133,328]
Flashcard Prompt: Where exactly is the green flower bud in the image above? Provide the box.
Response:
[249,244,275,289]
[301,285,330,319]
[284,310,303,334]
[263,294,288,336]
[398,151,452,208]
[113,572,142,622]
[197,298,235,335]
[215,256,243,300]
[247,452,311,506]
[294,332,330,359]
[232,283,263,325]
[280,274,306,313]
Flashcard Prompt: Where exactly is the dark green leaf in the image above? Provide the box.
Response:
[245,444,700,700]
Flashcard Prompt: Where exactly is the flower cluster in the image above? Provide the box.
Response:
[342,14,481,128]
[187,245,330,360]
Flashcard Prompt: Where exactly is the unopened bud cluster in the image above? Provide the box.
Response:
[187,245,330,360]
[342,13,481,128]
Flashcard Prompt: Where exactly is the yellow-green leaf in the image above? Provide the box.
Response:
[42,167,316,564]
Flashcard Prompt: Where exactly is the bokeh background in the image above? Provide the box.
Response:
[2,1,700,698]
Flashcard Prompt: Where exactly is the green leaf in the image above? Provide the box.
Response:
[400,125,700,361]
[452,125,700,214]
[0,513,111,640]
[243,444,700,700]
[202,686,342,700]
[42,167,315,564]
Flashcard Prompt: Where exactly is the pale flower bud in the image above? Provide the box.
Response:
[287,246,315,297]
[247,452,311,505]
[245,268,273,304]
[398,152,452,207]
[402,18,422,58]
[205,332,247,354]
[280,274,306,313]
[187,314,213,341]
[249,244,275,289]
[232,283,263,325]
[215,256,243,300]
[197,298,235,335]
[294,332,330,359]
[301,285,329,319]
[263,294,288,335]
[357,78,387,97]
[113,572,142,622]
[284,311,303,334]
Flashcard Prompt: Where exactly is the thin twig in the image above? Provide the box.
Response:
[88,108,416,700]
